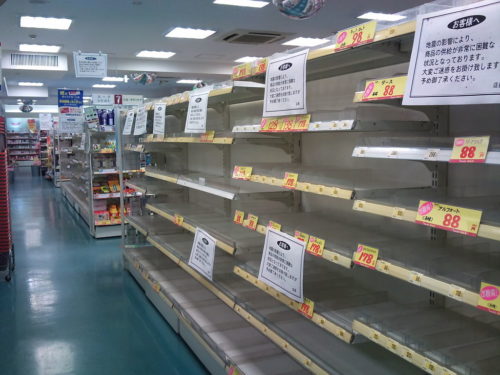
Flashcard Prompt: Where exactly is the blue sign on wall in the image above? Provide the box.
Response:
[57,89,83,107]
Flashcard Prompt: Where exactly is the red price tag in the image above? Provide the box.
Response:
[233,210,245,225]
[298,298,315,319]
[306,236,325,257]
[353,244,379,270]
[282,172,298,189]
[245,214,259,231]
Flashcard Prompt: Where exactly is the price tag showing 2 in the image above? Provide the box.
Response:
[450,136,489,163]
[353,244,379,269]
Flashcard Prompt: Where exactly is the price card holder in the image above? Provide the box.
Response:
[353,244,379,270]
[450,136,490,163]
[260,115,311,133]
[252,58,268,75]
[232,166,253,180]
[477,282,500,315]
[282,172,298,189]
[335,21,377,51]
[232,62,252,80]
[361,76,407,101]
[200,130,215,143]
[268,221,282,231]
[174,214,184,226]
[306,236,325,257]
[294,231,310,243]
[233,210,245,225]
[298,298,315,319]
[415,200,482,237]
[245,214,259,231]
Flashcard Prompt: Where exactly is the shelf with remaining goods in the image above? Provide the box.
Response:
[353,136,500,164]
[353,189,500,242]
[237,163,431,200]
[145,167,287,200]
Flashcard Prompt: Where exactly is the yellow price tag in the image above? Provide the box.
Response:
[252,58,268,75]
[174,214,184,226]
[362,76,407,101]
[245,214,259,231]
[477,282,500,315]
[282,172,298,189]
[306,236,325,257]
[298,298,314,319]
[232,62,251,80]
[233,210,245,225]
[153,283,161,292]
[232,166,253,180]
[200,130,215,143]
[450,136,490,163]
[353,244,379,270]
[415,200,482,237]
[268,221,282,231]
[260,115,310,133]
[335,21,377,51]
[294,231,310,243]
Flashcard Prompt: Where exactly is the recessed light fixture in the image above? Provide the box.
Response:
[18,82,44,86]
[177,79,202,84]
[165,27,216,39]
[92,84,116,88]
[357,12,406,21]
[19,43,61,53]
[283,37,330,47]
[235,56,262,63]
[20,16,72,30]
[213,0,269,8]
[136,50,175,59]
[102,76,125,82]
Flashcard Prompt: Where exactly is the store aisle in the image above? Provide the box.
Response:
[0,169,207,375]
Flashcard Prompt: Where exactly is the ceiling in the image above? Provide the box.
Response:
[0,0,428,105]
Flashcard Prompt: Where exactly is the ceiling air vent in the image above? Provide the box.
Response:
[3,52,68,71]
[220,30,290,44]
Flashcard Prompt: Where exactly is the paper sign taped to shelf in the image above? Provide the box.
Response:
[259,228,305,303]
[233,210,245,225]
[450,136,490,163]
[263,49,308,118]
[294,231,310,243]
[415,200,482,236]
[123,110,135,135]
[404,0,500,105]
[306,236,325,257]
[133,106,148,135]
[362,76,407,101]
[73,52,107,78]
[477,282,500,315]
[153,103,166,135]
[245,214,259,231]
[260,114,310,132]
[39,114,53,130]
[353,244,379,269]
[59,109,84,134]
[335,21,377,51]
[298,298,314,319]
[185,88,210,133]
[282,172,298,189]
[200,131,215,143]
[268,221,282,231]
[188,228,216,281]
[232,62,252,80]
[232,166,252,180]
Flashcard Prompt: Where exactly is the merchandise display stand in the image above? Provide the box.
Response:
[117,2,500,374]
[6,132,40,167]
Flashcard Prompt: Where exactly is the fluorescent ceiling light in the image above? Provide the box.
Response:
[235,56,262,63]
[102,76,124,82]
[177,79,202,84]
[136,50,175,59]
[18,82,44,86]
[283,37,330,47]
[5,104,58,113]
[165,27,216,39]
[92,84,116,88]
[20,16,72,30]
[19,43,61,53]
[358,12,406,21]
[214,0,269,8]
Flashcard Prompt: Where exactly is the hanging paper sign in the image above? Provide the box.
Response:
[188,228,216,280]
[232,166,253,180]
[185,88,210,133]
[39,114,53,130]
[450,136,490,163]
[133,106,148,135]
[335,21,377,51]
[92,94,114,106]
[153,103,166,135]
[353,244,379,269]
[477,282,500,315]
[258,228,305,303]
[233,210,245,225]
[73,52,107,78]
[362,76,408,101]
[83,107,99,128]
[263,49,309,117]
[59,107,84,134]
[282,172,298,189]
[415,200,482,236]
[306,236,325,257]
[404,0,500,105]
[58,89,83,107]
[123,110,135,135]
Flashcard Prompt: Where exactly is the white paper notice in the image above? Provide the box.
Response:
[188,228,216,280]
[73,52,107,78]
[59,107,84,134]
[122,110,135,135]
[133,106,147,135]
[153,103,166,135]
[92,94,114,106]
[404,0,500,105]
[122,95,144,106]
[39,114,53,130]
[185,89,210,133]
[263,49,309,117]
[258,228,305,302]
